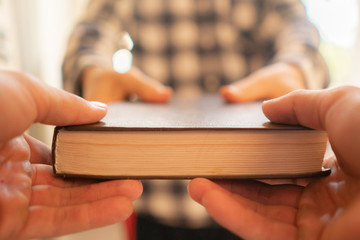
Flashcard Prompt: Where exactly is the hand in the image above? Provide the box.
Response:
[0,71,143,240]
[82,66,172,103]
[220,62,305,103]
[189,86,360,240]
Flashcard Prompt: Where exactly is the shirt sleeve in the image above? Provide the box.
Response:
[263,0,330,89]
[62,0,125,95]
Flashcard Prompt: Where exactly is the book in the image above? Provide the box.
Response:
[52,95,329,179]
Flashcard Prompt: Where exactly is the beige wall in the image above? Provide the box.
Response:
[5,0,89,145]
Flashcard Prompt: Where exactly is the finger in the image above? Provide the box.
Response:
[220,63,304,103]
[30,80,107,126]
[0,71,107,142]
[122,67,173,103]
[320,196,360,240]
[202,189,297,240]
[188,178,298,224]
[31,164,99,187]
[215,179,304,207]
[82,66,128,103]
[189,178,303,207]
[21,196,134,239]
[262,86,360,177]
[24,134,51,165]
[81,66,172,103]
[220,78,267,103]
[261,86,360,128]
[262,88,325,127]
[30,179,142,206]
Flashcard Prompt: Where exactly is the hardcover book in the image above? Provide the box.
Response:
[52,95,328,179]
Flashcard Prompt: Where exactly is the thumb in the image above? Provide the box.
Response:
[123,67,173,103]
[220,63,305,103]
[0,71,107,143]
[262,86,360,177]
[220,78,267,103]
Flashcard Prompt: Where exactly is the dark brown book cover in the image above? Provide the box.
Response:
[62,95,300,131]
[52,95,329,179]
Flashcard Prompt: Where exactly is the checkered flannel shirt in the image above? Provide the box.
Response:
[62,0,329,227]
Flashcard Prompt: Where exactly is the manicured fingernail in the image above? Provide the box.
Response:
[90,101,108,109]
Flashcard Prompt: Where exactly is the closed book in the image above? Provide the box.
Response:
[52,95,328,179]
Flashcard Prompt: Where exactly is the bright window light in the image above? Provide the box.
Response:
[303,0,359,48]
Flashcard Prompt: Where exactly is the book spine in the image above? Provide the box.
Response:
[51,126,63,175]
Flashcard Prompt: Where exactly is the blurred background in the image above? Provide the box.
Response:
[1,0,360,239]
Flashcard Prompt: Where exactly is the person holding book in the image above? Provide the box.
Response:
[189,86,360,240]
[0,70,143,240]
[62,0,329,239]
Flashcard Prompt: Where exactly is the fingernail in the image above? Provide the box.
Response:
[90,101,108,109]
[226,85,239,95]
[263,99,275,104]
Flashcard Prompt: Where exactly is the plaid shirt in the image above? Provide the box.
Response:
[63,0,329,227]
